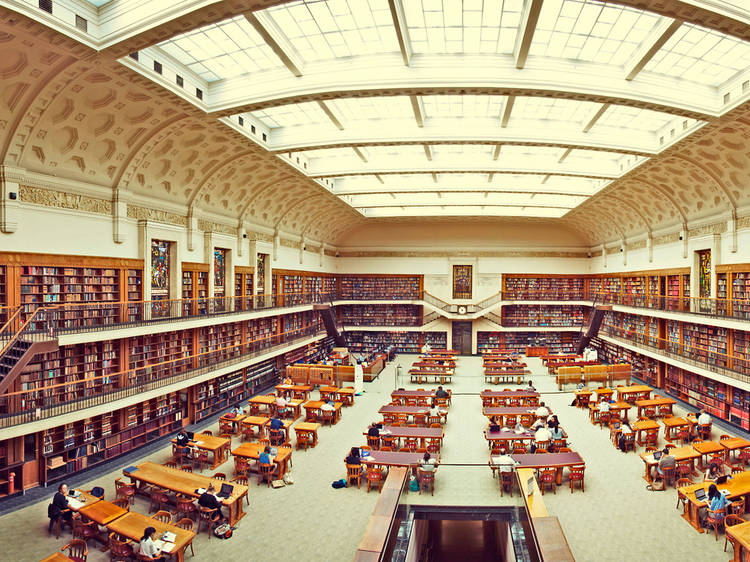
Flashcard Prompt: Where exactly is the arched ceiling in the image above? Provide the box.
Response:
[1,0,750,246]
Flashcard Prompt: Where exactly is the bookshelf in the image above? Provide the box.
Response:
[283,336,335,365]
[477,332,577,354]
[197,271,208,314]
[199,323,242,363]
[682,323,727,368]
[0,265,7,324]
[666,321,680,354]
[248,316,279,350]
[733,329,750,375]
[665,365,729,420]
[622,275,646,306]
[339,275,422,300]
[234,268,253,309]
[344,331,435,354]
[731,271,750,318]
[41,391,182,483]
[666,275,682,311]
[129,331,193,380]
[590,337,658,386]
[338,304,422,326]
[0,437,22,497]
[729,386,750,430]
[503,276,584,300]
[500,305,586,327]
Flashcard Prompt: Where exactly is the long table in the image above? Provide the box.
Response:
[409,369,453,384]
[482,406,538,426]
[727,519,750,562]
[632,419,659,446]
[484,428,535,446]
[364,426,444,448]
[171,433,229,470]
[379,405,448,421]
[504,452,584,485]
[304,400,343,423]
[479,390,539,406]
[123,461,248,525]
[634,397,676,418]
[588,402,631,423]
[484,370,526,385]
[678,471,750,533]
[616,384,652,402]
[107,511,195,562]
[362,451,428,467]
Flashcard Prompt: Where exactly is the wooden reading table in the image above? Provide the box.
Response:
[484,428,534,447]
[662,416,693,440]
[678,471,750,533]
[242,416,270,440]
[506,452,584,485]
[274,383,313,400]
[588,402,631,423]
[639,446,700,483]
[391,389,436,401]
[265,418,294,441]
[365,426,444,449]
[409,369,453,384]
[248,395,277,415]
[362,450,428,468]
[727,519,750,562]
[692,440,726,469]
[304,400,343,423]
[79,498,127,526]
[593,388,614,402]
[232,442,293,477]
[219,412,247,435]
[616,384,652,403]
[480,390,539,406]
[171,433,229,469]
[482,406,538,426]
[40,554,73,562]
[632,419,659,446]
[294,422,322,447]
[123,462,248,525]
[634,397,675,418]
[107,511,195,562]
[721,437,750,460]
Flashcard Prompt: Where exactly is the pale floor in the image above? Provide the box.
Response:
[3,355,745,561]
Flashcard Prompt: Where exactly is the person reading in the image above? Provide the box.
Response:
[139,526,162,559]
[345,447,361,465]
[198,484,225,522]
[704,460,730,482]
[48,483,72,533]
[435,386,449,399]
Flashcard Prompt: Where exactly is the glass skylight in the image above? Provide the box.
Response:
[643,23,750,86]
[262,0,399,62]
[157,16,285,82]
[328,97,414,121]
[359,206,570,218]
[251,101,331,128]
[511,97,600,124]
[402,0,522,55]
[593,105,677,133]
[344,192,585,207]
[422,95,507,119]
[531,0,662,65]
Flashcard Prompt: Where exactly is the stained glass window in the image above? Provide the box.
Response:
[214,249,226,289]
[151,240,170,296]
[453,265,472,300]
[698,249,711,298]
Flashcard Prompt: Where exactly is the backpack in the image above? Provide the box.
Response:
[332,479,347,489]
[214,523,233,539]
[90,486,105,498]
[409,476,419,492]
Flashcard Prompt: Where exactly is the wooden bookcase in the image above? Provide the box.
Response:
[337,304,422,326]
[234,266,253,310]
[503,275,585,300]
[500,305,586,327]
[181,262,209,316]
[338,275,423,300]
[477,332,577,355]
[129,331,193,380]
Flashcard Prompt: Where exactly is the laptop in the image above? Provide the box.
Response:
[716,474,729,485]
[216,483,234,499]
[186,431,195,440]
[613,422,621,430]
[694,487,707,502]
[652,451,662,460]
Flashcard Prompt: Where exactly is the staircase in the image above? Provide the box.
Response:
[0,308,59,396]
[314,304,347,347]
[576,305,611,355]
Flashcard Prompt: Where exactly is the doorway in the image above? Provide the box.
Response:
[452,321,472,354]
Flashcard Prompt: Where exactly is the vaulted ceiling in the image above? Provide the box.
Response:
[1,0,749,246]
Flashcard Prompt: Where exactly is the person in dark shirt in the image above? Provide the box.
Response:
[435,386,449,399]
[488,416,501,432]
[49,483,73,532]
[367,423,380,437]
[175,430,190,447]
[345,447,361,465]
[269,417,284,430]
[198,485,224,522]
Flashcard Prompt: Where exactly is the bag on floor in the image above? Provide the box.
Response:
[332,478,347,489]
[647,478,665,492]
[283,472,294,485]
[409,476,419,492]
[214,523,233,539]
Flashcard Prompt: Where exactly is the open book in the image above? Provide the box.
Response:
[153,540,176,553]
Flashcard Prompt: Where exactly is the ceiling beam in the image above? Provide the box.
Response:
[352,147,368,162]
[375,174,385,184]
[583,104,611,133]
[244,12,305,78]
[493,145,502,160]
[501,96,515,128]
[423,144,432,161]
[558,148,573,163]
[388,0,413,66]
[333,186,592,197]
[432,173,438,183]
[514,0,545,69]
[625,18,683,81]
[354,202,574,209]
[317,101,345,130]
[488,172,495,182]
[312,167,615,180]
[410,95,425,127]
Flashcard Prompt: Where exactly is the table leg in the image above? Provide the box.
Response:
[682,502,704,533]
[555,467,563,486]
[643,463,653,483]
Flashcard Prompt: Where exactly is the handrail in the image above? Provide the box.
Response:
[0,307,23,354]
[421,291,451,311]
[477,290,504,310]
[0,307,54,357]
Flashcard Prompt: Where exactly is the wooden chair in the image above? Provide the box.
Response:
[738,448,750,467]
[720,434,731,441]
[233,458,249,480]
[676,428,691,446]
[427,438,441,454]
[724,514,744,556]
[417,469,435,495]
[569,464,585,493]
[379,446,392,452]
[61,538,88,562]
[111,498,130,512]
[193,450,210,472]
[346,463,363,488]
[174,519,196,556]
[405,437,419,452]
[729,499,745,517]
[512,444,527,455]
[108,531,134,562]
[136,553,164,561]
[163,460,178,469]
[535,440,550,453]
[197,506,218,539]
[149,489,171,513]
[366,467,384,493]
[72,516,100,546]
[296,431,313,450]
[645,430,659,448]
[212,472,227,481]
[499,470,514,497]
[697,423,711,440]
[520,414,534,427]
[321,410,335,426]
[367,435,380,450]
[675,460,693,482]
[151,510,172,524]
[645,446,658,453]
[505,415,517,427]
[621,433,636,452]
[180,464,193,473]
[258,462,279,487]
[201,430,213,436]
[268,428,285,447]
[675,478,692,512]
[175,494,197,521]
[114,478,135,505]
[660,465,676,488]
[597,411,611,428]
[706,507,727,540]
[381,434,395,449]
[538,468,556,495]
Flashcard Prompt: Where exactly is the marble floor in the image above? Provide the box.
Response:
[3,354,747,561]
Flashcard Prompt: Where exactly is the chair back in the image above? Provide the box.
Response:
[366,467,383,482]
[707,506,726,523]
[346,463,362,481]
[269,428,284,446]
[213,472,227,481]
[570,464,585,480]
[62,538,88,561]
[175,518,195,531]
[259,462,275,480]
[112,498,130,511]
[520,414,533,427]
[152,510,172,524]
[367,436,380,449]
[505,415,517,427]
[108,532,133,558]
[427,439,441,454]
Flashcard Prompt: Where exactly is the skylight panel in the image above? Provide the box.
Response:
[263,0,399,62]
[328,97,414,121]
[251,102,331,128]
[512,97,599,124]
[530,0,661,65]
[431,145,495,158]
[643,23,750,86]
[404,0,521,55]
[359,206,570,218]
[594,105,675,133]
[157,16,285,82]
[422,95,506,119]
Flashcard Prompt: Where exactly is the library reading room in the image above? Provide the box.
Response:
[3,0,750,561]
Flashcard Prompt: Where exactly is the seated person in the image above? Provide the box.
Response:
[535,402,549,418]
[175,429,190,447]
[198,485,224,522]
[232,404,244,416]
[428,400,440,418]
[599,400,610,413]
[275,394,288,410]
[531,425,552,453]
[547,415,560,427]
[139,527,162,559]
[259,444,274,465]
[367,423,380,437]
[345,447,361,465]
[435,386,449,399]
[321,400,335,412]
[549,423,566,441]
[282,376,292,385]
[620,423,634,435]
[576,381,585,390]
[488,416,501,432]
[653,447,675,480]
[419,452,437,472]
[269,417,285,431]
[698,409,711,426]
[493,448,516,491]
[708,482,729,517]
[48,483,73,533]
[704,460,730,482]
[526,381,536,392]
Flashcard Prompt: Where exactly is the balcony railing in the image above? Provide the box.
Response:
[0,323,325,429]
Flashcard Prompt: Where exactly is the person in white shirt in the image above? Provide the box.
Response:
[620,423,634,434]
[697,409,711,426]
[428,401,440,419]
[599,401,610,413]
[419,452,437,472]
[320,401,335,412]
[139,527,161,559]
[232,405,244,416]
[526,381,536,392]
[535,425,552,444]
[535,403,549,418]
[494,449,516,473]
[275,395,288,409]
